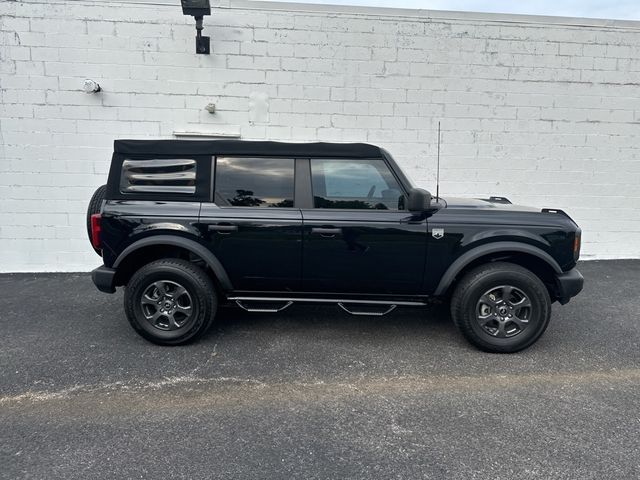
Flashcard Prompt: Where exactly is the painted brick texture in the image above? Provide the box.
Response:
[1,0,639,271]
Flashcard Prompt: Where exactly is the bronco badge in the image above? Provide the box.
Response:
[432,228,444,239]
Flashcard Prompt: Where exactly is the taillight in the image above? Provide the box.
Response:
[91,213,102,250]
[573,233,581,260]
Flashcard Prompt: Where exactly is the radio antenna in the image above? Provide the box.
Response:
[436,121,441,201]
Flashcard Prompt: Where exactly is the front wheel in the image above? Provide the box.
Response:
[124,259,217,345]
[450,262,551,353]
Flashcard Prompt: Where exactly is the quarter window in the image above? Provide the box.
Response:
[215,157,295,208]
[120,158,197,195]
[311,159,404,210]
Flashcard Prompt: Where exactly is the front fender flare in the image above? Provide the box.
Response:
[433,241,562,296]
[113,235,233,292]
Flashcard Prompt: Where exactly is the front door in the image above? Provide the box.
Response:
[301,158,427,294]
[199,156,302,292]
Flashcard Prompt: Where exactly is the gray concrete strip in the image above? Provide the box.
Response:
[2,368,640,409]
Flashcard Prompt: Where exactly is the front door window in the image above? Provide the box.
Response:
[310,159,404,210]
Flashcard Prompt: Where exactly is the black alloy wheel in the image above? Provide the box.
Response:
[450,262,551,353]
[124,259,217,345]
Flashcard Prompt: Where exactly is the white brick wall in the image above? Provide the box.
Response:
[1,0,639,271]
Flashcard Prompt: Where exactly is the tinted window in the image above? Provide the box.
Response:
[120,158,196,194]
[311,159,404,210]
[215,157,295,208]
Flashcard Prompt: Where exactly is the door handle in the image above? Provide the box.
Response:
[312,227,341,237]
[208,224,238,234]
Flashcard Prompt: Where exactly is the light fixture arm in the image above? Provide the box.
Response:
[180,1,211,54]
[192,16,209,54]
[195,15,204,38]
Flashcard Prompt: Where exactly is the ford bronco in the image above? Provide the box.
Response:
[88,140,583,352]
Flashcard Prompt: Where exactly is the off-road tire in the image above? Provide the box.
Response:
[86,184,106,254]
[450,262,551,353]
[124,259,217,345]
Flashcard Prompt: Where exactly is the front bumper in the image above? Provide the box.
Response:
[92,265,116,293]
[555,267,584,305]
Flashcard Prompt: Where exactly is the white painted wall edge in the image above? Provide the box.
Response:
[26,0,640,30]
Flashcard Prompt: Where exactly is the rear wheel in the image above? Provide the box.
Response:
[124,259,217,345]
[86,185,106,255]
[450,262,551,353]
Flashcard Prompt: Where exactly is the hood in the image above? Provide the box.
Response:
[435,196,578,230]
[440,196,539,213]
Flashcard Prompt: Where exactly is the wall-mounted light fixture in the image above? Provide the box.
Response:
[181,0,211,55]
[83,79,101,93]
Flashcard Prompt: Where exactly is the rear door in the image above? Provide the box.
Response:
[300,157,428,294]
[198,156,303,292]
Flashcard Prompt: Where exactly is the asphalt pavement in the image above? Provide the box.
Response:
[1,260,639,479]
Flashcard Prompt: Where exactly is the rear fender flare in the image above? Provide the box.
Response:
[113,235,233,292]
[434,241,562,296]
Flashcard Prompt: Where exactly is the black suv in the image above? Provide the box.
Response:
[88,140,583,352]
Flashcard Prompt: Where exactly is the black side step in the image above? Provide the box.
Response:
[338,303,397,316]
[235,300,293,313]
[227,296,427,316]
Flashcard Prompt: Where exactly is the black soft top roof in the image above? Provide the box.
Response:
[114,139,382,158]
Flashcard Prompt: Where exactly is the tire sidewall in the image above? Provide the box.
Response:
[459,269,550,352]
[86,185,106,255]
[125,264,211,344]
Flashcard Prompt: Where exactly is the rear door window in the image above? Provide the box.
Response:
[215,157,295,208]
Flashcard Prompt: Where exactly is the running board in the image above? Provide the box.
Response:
[228,296,426,316]
[235,300,293,313]
[338,303,397,316]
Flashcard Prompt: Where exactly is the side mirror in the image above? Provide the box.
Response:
[406,188,432,212]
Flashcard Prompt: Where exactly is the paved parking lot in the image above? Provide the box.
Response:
[1,260,639,479]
